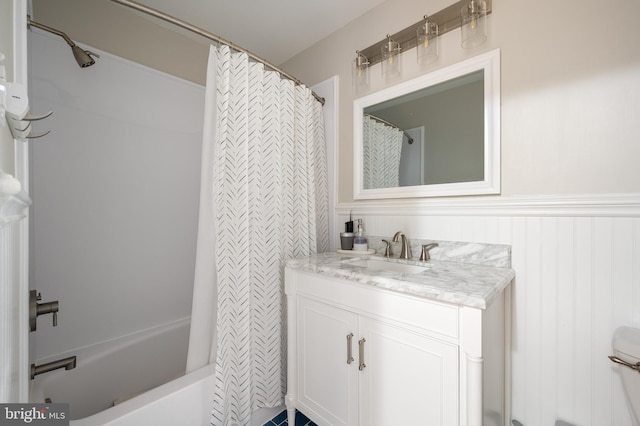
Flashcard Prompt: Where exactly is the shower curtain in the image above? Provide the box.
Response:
[362,114,404,189]
[186,45,329,426]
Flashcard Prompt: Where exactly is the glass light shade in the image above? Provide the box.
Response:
[417,19,438,65]
[460,0,487,49]
[381,36,401,80]
[352,51,370,91]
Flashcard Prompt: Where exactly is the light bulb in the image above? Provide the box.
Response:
[353,51,370,90]
[461,0,487,48]
[381,35,401,79]
[417,17,438,66]
[386,39,396,63]
[466,0,480,30]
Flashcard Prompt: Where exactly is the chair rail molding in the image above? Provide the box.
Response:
[337,193,640,218]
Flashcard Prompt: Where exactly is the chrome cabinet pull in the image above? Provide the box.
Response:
[346,333,354,365]
[358,338,366,371]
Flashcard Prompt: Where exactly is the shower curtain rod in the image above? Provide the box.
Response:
[110,0,325,105]
[364,113,414,144]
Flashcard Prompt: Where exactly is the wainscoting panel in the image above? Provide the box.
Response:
[337,198,640,426]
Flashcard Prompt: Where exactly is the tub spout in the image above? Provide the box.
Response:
[31,356,76,380]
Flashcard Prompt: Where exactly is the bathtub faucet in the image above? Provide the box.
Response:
[31,356,77,380]
[29,290,60,332]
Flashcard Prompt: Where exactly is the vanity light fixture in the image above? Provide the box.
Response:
[353,0,491,74]
[381,35,401,80]
[460,0,488,48]
[416,15,438,65]
[353,50,370,91]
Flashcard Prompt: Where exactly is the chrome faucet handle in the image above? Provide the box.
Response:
[381,239,392,257]
[419,243,439,261]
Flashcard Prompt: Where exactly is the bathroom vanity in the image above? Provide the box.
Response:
[285,247,514,426]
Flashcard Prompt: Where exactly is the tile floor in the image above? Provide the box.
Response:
[263,410,317,426]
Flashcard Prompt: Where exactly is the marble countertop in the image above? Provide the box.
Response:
[286,252,515,309]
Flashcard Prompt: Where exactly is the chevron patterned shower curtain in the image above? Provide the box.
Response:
[186,45,329,426]
[362,115,404,189]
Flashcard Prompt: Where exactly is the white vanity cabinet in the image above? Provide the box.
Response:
[285,265,510,426]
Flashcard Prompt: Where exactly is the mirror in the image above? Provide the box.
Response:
[354,49,500,199]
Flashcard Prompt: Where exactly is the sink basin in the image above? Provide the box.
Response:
[344,258,430,274]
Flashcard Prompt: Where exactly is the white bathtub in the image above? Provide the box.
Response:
[30,318,216,425]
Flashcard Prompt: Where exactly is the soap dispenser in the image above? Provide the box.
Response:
[353,219,368,252]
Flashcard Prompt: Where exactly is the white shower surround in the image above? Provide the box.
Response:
[29,31,204,360]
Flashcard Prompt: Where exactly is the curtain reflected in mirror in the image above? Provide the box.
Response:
[362,114,404,189]
[363,70,484,190]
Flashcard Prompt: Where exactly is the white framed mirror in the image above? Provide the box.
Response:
[353,49,500,199]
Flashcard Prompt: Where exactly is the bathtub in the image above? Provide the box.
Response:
[30,318,216,425]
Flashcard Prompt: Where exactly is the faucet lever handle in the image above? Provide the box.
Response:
[419,243,439,261]
[381,239,392,257]
[52,311,58,327]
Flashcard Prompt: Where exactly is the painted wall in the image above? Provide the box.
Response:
[29,31,204,359]
[282,0,640,199]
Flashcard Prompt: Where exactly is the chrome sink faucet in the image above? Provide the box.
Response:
[392,231,411,259]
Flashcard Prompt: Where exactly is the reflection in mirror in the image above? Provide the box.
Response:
[354,49,500,199]
[365,70,483,188]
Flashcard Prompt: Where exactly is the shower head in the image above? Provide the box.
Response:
[71,45,97,68]
[27,16,99,68]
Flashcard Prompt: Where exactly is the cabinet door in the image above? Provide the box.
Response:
[358,317,459,426]
[297,297,359,426]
